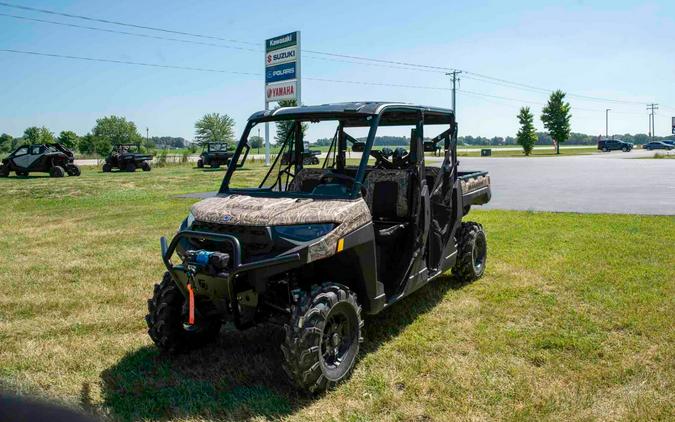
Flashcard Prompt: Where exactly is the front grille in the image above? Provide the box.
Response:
[191,222,274,258]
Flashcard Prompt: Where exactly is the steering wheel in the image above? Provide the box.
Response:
[319,172,367,196]
[370,149,394,169]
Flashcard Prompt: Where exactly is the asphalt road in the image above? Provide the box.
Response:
[446,152,675,215]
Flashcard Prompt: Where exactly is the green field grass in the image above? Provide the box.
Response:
[0,164,673,421]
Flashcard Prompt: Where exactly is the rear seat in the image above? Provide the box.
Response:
[363,169,410,220]
[288,168,327,192]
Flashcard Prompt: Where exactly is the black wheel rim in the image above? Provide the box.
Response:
[320,302,358,374]
[472,233,487,273]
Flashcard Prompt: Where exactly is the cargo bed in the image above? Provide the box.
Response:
[459,171,491,208]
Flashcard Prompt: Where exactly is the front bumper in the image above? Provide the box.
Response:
[161,230,301,302]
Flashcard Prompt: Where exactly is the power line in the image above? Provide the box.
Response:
[0,48,452,91]
[0,48,651,116]
[0,12,448,74]
[0,1,660,107]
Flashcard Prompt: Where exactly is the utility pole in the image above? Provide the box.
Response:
[605,109,611,139]
[647,104,658,140]
[446,70,462,115]
[146,127,149,146]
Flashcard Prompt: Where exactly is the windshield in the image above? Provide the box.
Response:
[223,116,374,199]
[208,143,228,152]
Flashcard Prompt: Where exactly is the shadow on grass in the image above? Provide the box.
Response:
[99,274,466,421]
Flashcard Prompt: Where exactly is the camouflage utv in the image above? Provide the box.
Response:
[146,102,491,393]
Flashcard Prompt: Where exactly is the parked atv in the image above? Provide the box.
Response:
[197,142,233,168]
[0,143,80,177]
[281,143,321,165]
[146,102,491,393]
[102,144,153,172]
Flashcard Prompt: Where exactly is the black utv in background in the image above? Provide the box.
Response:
[0,143,80,177]
[197,142,233,168]
[598,139,633,152]
[103,144,153,172]
[281,143,321,165]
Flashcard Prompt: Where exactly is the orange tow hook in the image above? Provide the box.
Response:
[186,282,195,326]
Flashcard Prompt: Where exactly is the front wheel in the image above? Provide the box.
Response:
[125,162,136,172]
[146,272,222,353]
[50,166,65,177]
[0,165,9,177]
[453,222,487,283]
[602,147,608,152]
[281,283,363,394]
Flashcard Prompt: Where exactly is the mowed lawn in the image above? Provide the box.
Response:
[0,164,673,421]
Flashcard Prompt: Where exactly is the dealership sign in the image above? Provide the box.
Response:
[265,31,300,103]
[266,80,297,102]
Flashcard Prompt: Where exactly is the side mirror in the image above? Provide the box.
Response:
[352,141,365,152]
[424,141,438,152]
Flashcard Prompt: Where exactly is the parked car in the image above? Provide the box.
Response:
[0,143,80,177]
[661,140,675,148]
[643,141,674,150]
[598,139,633,152]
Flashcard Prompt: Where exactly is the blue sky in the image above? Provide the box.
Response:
[1,0,674,141]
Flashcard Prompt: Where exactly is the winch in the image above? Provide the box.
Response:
[183,250,230,327]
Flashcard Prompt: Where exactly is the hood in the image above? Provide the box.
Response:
[191,194,372,227]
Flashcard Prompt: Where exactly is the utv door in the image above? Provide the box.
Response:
[427,128,457,273]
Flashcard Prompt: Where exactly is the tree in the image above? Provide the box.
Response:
[516,107,537,156]
[92,115,143,146]
[249,135,264,149]
[194,113,235,145]
[23,126,54,144]
[77,133,112,156]
[274,99,307,144]
[57,130,79,149]
[0,133,13,153]
[540,90,571,154]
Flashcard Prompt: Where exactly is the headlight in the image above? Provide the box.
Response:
[273,224,335,242]
[179,211,195,232]
[186,211,195,228]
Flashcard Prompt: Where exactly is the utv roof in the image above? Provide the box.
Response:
[249,102,455,126]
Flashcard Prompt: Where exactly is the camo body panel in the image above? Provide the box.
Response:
[191,194,372,262]
[460,175,490,194]
[363,169,410,217]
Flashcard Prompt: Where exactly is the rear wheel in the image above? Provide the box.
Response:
[67,165,81,176]
[602,147,608,152]
[125,162,136,172]
[146,272,221,353]
[141,161,151,172]
[15,170,28,177]
[102,163,112,172]
[453,222,487,283]
[49,166,65,178]
[281,283,363,394]
[197,159,204,168]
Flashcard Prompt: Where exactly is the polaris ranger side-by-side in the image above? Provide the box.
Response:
[146,102,491,393]
[0,143,80,177]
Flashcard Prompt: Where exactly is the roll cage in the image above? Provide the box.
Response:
[219,103,458,199]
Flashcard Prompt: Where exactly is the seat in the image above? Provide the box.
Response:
[363,169,411,220]
[288,168,327,192]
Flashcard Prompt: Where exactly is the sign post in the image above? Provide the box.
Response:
[672,117,675,135]
[264,31,301,165]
